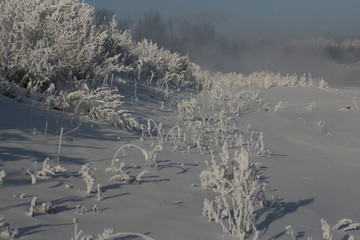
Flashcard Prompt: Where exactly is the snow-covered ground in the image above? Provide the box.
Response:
[1,82,360,240]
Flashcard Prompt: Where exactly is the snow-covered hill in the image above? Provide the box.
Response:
[1,82,359,240]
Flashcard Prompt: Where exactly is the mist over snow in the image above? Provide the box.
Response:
[86,0,360,87]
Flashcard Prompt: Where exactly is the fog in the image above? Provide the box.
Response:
[85,0,360,87]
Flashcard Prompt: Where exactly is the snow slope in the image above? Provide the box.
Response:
[0,83,360,240]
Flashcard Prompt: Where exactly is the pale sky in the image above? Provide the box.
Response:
[85,0,360,40]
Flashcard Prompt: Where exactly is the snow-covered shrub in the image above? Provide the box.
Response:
[200,71,327,93]
[321,218,333,240]
[42,201,55,214]
[111,144,163,169]
[140,119,163,144]
[106,164,149,184]
[135,170,149,184]
[164,125,187,151]
[303,101,318,111]
[185,120,207,152]
[35,157,67,179]
[65,83,138,130]
[105,161,131,183]
[0,81,19,98]
[0,215,18,240]
[333,218,360,232]
[24,169,37,184]
[177,98,198,120]
[200,145,264,239]
[0,0,132,89]
[75,204,99,215]
[273,101,288,113]
[106,144,161,182]
[0,0,139,130]
[131,39,198,89]
[79,164,95,194]
[27,196,38,217]
[317,79,329,89]
[249,131,271,157]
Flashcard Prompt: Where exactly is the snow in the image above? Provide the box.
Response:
[1,83,360,240]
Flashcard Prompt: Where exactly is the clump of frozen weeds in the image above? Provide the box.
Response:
[0,170,5,187]
[79,164,96,194]
[303,101,318,111]
[333,218,360,232]
[22,158,67,185]
[105,161,131,183]
[200,144,265,239]
[111,144,163,168]
[321,218,333,240]
[273,101,288,113]
[177,97,198,120]
[248,131,271,157]
[163,124,187,152]
[71,218,156,240]
[35,157,67,179]
[286,218,358,240]
[27,196,38,217]
[42,202,55,214]
[140,119,163,144]
[75,204,99,215]
[24,169,37,185]
[105,160,149,184]
[0,215,18,240]
[105,143,159,184]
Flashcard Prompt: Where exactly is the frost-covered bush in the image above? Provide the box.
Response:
[65,83,138,129]
[79,164,95,194]
[177,98,198,120]
[35,157,67,179]
[0,0,140,129]
[140,119,163,144]
[105,161,131,183]
[200,144,265,239]
[163,125,188,152]
[106,143,161,183]
[131,39,198,89]
[199,70,327,92]
[249,131,271,157]
[332,218,360,233]
[0,81,19,98]
[273,101,288,113]
[42,201,55,214]
[27,196,38,217]
[0,0,131,90]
